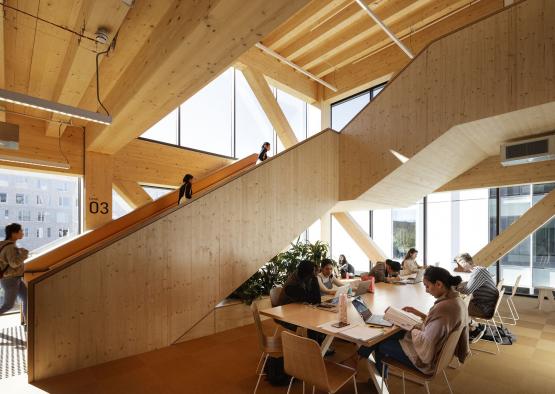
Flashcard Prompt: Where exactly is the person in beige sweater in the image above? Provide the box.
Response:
[0,223,29,321]
[358,266,469,379]
[401,247,421,275]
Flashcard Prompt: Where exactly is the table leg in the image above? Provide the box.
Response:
[320,335,334,356]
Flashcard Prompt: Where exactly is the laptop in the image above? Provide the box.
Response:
[354,280,372,296]
[351,297,393,327]
[398,269,424,284]
[323,285,350,305]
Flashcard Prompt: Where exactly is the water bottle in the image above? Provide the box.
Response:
[369,276,375,293]
[338,293,348,324]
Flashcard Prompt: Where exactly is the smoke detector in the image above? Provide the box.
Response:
[95,28,110,45]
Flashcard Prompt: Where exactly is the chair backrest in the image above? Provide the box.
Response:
[270,286,283,308]
[511,275,522,297]
[281,331,330,391]
[433,324,465,376]
[251,302,266,352]
[497,279,505,292]
[493,286,505,314]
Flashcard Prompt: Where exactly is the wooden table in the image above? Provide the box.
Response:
[260,282,435,393]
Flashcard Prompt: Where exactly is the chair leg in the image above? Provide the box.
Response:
[402,371,406,394]
[286,377,294,394]
[254,354,269,394]
[381,363,386,393]
[488,320,501,353]
[255,352,264,373]
[424,381,431,394]
[303,381,305,394]
[353,376,358,394]
[442,369,453,394]
[312,386,315,394]
[509,297,520,320]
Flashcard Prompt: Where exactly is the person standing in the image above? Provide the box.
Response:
[0,223,29,323]
[178,174,194,204]
[258,142,271,163]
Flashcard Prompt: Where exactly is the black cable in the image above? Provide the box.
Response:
[96,48,111,117]
[0,1,99,45]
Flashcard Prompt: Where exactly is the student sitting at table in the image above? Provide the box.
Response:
[356,267,469,381]
[277,260,321,306]
[454,254,498,342]
[317,259,344,295]
[453,252,474,273]
[369,259,401,283]
[401,248,421,275]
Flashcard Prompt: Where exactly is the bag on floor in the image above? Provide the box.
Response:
[264,356,290,386]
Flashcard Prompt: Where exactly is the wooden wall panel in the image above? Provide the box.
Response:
[30,130,339,380]
[339,0,555,208]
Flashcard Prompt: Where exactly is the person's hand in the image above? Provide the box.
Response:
[402,306,425,319]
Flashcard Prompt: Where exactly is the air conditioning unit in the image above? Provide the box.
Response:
[500,134,555,166]
[0,121,19,150]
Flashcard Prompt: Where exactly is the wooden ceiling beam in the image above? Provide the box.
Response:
[333,212,387,262]
[263,0,352,51]
[112,178,153,209]
[44,1,130,137]
[86,0,310,155]
[473,188,555,267]
[323,0,504,102]
[235,47,318,104]
[304,0,464,76]
[240,66,298,148]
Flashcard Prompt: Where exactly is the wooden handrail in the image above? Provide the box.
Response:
[24,154,258,275]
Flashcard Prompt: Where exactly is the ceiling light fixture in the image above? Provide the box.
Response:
[0,154,70,170]
[0,89,112,125]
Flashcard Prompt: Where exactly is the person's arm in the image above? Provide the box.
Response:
[178,185,185,202]
[332,276,344,287]
[4,245,27,269]
[407,317,448,365]
[402,306,427,320]
[185,183,193,199]
[457,268,489,295]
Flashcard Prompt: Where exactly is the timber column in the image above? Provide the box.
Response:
[84,151,113,230]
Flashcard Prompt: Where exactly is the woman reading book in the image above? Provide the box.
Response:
[355,266,469,382]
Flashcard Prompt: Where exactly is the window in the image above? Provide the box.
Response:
[17,210,31,221]
[36,228,44,238]
[307,104,322,137]
[141,109,178,145]
[24,228,29,237]
[142,186,173,200]
[56,212,68,223]
[36,195,43,205]
[58,228,69,237]
[180,68,234,156]
[277,89,307,145]
[331,92,370,131]
[16,193,26,204]
[37,211,46,221]
[58,196,71,207]
[4,209,8,219]
[112,190,132,220]
[47,227,51,238]
[0,192,6,203]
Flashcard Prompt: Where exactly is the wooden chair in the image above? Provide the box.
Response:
[470,286,506,354]
[499,275,521,325]
[281,331,358,394]
[251,302,282,394]
[380,325,464,394]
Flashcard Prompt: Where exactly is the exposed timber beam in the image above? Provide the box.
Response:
[240,66,299,148]
[0,5,5,122]
[85,0,310,155]
[235,47,318,104]
[113,178,153,209]
[473,188,555,266]
[323,0,504,102]
[437,156,555,192]
[333,212,387,263]
[43,1,130,137]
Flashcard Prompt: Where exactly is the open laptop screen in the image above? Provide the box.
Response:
[351,298,372,321]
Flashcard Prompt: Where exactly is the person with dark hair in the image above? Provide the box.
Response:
[357,266,469,381]
[277,260,320,306]
[401,248,421,275]
[369,259,401,283]
[0,223,29,322]
[317,259,344,295]
[178,174,194,204]
[454,254,499,342]
[258,142,271,162]
[338,254,355,278]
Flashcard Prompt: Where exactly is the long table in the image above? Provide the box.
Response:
[260,282,436,393]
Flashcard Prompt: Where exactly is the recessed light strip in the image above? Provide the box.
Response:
[0,154,71,170]
[0,89,112,125]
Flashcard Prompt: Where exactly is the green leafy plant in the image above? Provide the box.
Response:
[231,238,333,304]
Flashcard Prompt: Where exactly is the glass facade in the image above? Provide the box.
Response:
[0,168,80,252]
[330,84,385,131]
[143,186,174,200]
[141,68,321,158]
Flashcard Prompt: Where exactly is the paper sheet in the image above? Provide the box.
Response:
[340,325,385,341]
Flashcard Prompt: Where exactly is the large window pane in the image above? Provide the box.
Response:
[140,109,178,144]
[180,68,234,156]
[307,104,321,137]
[532,183,555,288]
[331,215,370,273]
[277,89,306,142]
[391,202,424,261]
[142,186,174,200]
[112,190,132,220]
[235,70,274,159]
[331,92,370,131]
[0,168,80,252]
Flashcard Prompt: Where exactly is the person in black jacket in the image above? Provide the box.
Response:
[258,142,271,162]
[178,174,194,204]
[277,260,321,306]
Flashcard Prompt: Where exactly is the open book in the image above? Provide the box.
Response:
[384,306,421,330]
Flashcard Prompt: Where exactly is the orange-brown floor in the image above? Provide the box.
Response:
[1,295,555,394]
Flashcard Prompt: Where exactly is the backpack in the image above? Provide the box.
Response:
[0,242,14,279]
[264,356,290,386]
